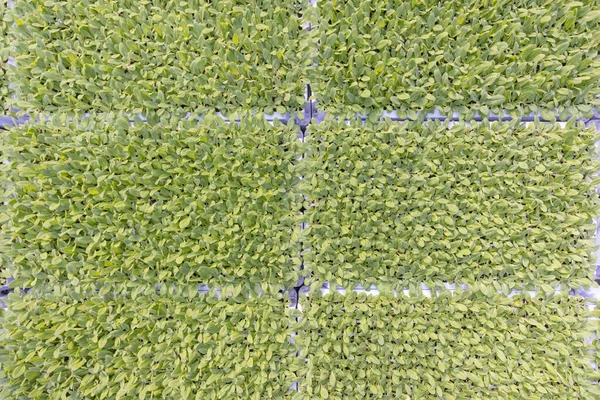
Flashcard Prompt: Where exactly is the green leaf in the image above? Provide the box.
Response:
[496,349,507,362]
[447,204,459,214]
[541,284,554,294]
[179,218,191,229]
[407,370,419,380]
[487,95,506,106]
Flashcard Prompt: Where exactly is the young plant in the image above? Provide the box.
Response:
[303,118,600,290]
[0,114,303,292]
[308,0,600,119]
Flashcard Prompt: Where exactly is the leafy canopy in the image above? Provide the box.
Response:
[297,288,599,399]
[308,0,600,119]
[0,114,303,292]
[0,0,10,111]
[8,0,309,116]
[303,118,600,290]
[0,290,301,399]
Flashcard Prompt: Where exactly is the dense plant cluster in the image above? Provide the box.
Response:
[297,289,599,399]
[0,0,10,111]
[7,0,308,116]
[0,0,599,397]
[0,115,302,290]
[0,290,301,399]
[0,288,597,399]
[303,118,600,290]
[308,0,600,118]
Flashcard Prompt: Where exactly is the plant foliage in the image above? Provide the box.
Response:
[0,290,301,399]
[297,288,599,399]
[308,0,600,119]
[0,114,302,291]
[0,0,10,111]
[8,0,308,116]
[303,118,600,290]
